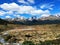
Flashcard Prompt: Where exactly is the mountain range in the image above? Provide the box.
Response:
[0,15,60,25]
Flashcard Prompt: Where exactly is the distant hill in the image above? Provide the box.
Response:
[0,18,11,25]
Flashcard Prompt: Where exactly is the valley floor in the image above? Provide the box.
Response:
[0,24,60,45]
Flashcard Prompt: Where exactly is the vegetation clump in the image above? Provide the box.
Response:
[22,41,35,45]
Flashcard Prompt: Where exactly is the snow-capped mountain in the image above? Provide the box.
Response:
[4,15,60,22]
[40,15,60,20]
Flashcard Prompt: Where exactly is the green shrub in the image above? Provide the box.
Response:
[22,41,35,45]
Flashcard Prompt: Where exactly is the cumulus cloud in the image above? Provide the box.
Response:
[0,3,20,11]
[0,2,51,17]
[31,10,50,15]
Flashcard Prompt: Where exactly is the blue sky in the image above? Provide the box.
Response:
[0,0,60,19]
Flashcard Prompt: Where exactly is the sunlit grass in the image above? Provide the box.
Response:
[0,24,60,44]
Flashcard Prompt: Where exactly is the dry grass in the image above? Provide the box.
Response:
[0,24,60,31]
[1,24,60,44]
[2,29,60,44]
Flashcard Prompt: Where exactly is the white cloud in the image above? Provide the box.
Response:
[41,14,50,17]
[17,6,35,14]
[5,16,11,18]
[6,11,13,15]
[0,3,51,17]
[0,10,13,16]
[40,5,45,9]
[40,4,54,10]
[14,15,20,17]
[30,10,50,15]
[27,0,35,3]
[18,0,35,5]
[0,11,5,16]
[0,3,20,11]
[49,8,53,10]
[14,15,25,20]
[41,10,50,17]
[18,0,28,4]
